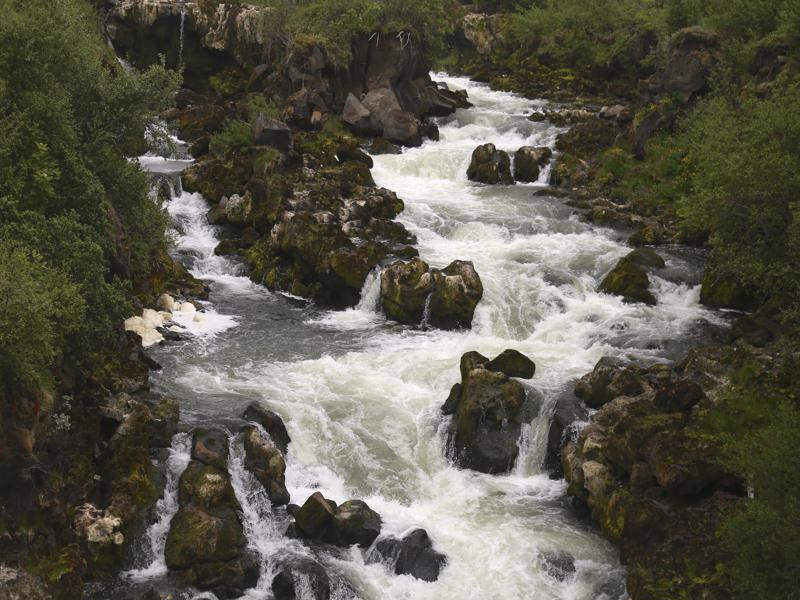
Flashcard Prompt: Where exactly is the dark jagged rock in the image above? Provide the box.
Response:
[191,427,230,471]
[374,528,447,582]
[486,349,536,379]
[272,557,331,600]
[467,143,514,185]
[242,402,291,454]
[294,492,335,539]
[383,110,422,147]
[513,146,552,183]
[599,256,656,305]
[443,351,537,473]
[324,499,382,547]
[242,426,290,506]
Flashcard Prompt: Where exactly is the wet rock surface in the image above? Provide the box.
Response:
[442,350,538,473]
[563,348,744,598]
[467,143,514,184]
[599,256,657,305]
[373,528,447,582]
[292,493,382,548]
[380,258,483,329]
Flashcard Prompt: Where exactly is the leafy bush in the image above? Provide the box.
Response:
[209,119,253,157]
[678,86,800,298]
[0,0,178,386]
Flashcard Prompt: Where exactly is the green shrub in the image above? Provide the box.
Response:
[209,119,253,157]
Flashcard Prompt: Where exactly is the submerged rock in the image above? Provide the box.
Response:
[467,143,514,185]
[443,351,537,473]
[538,550,576,582]
[599,256,656,305]
[373,528,447,582]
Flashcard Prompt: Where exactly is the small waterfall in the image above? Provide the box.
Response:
[178,7,186,68]
[123,433,191,581]
[355,267,383,313]
[419,292,434,330]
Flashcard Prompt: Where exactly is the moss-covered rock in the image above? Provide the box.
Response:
[600,256,656,305]
[700,267,759,310]
[380,257,433,324]
[164,506,245,570]
[513,146,552,182]
[429,260,484,330]
[467,143,514,185]
[178,461,239,512]
[486,349,536,379]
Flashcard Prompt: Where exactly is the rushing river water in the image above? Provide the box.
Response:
[97,75,726,600]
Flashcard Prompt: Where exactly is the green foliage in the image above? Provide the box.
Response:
[209,119,253,157]
[678,86,800,297]
[283,0,453,64]
[701,356,800,599]
[0,245,84,393]
[507,0,666,70]
[246,93,283,121]
[0,0,178,386]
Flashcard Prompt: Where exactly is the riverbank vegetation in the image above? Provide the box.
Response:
[453,1,800,597]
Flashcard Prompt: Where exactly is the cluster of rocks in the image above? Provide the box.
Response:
[163,403,290,597]
[466,143,552,185]
[561,349,742,597]
[442,350,538,473]
[380,257,483,329]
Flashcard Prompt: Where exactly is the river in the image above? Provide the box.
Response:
[96,74,725,600]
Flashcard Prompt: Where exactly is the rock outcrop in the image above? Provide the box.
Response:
[461,13,507,56]
[165,427,257,598]
[242,425,290,506]
[645,27,720,103]
[467,143,514,184]
[563,350,742,598]
[380,258,483,329]
[442,350,538,473]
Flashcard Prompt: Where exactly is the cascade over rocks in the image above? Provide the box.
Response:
[165,427,257,598]
[467,143,514,184]
[442,351,538,473]
[513,146,552,182]
[372,528,447,582]
[380,258,483,329]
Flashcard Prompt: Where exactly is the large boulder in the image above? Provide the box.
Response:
[373,528,447,582]
[467,143,514,185]
[380,258,434,325]
[324,499,382,547]
[443,351,534,473]
[242,403,291,454]
[461,13,507,55]
[383,110,422,147]
[699,267,758,310]
[599,256,656,305]
[242,426,290,506]
[294,492,335,539]
[429,261,484,330]
[513,146,552,183]
[164,506,246,570]
[252,114,292,152]
[178,461,239,511]
[342,93,375,136]
[544,391,588,476]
